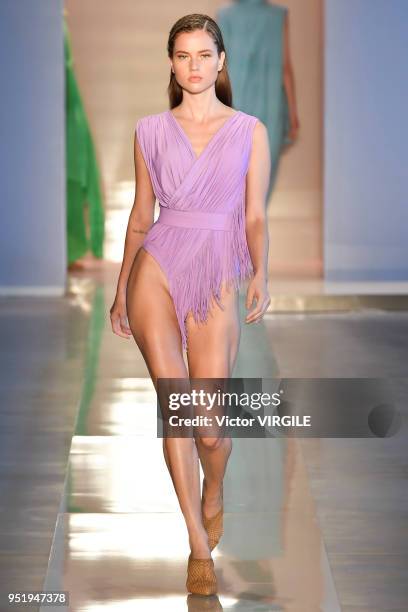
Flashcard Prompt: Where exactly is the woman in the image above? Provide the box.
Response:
[216,0,300,201]
[110,13,271,596]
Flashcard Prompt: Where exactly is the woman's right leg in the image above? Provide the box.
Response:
[126,248,211,558]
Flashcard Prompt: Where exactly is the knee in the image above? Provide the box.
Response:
[196,435,224,450]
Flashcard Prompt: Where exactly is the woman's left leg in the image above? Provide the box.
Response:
[185,282,241,520]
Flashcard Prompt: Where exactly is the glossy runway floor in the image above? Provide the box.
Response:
[1,266,407,611]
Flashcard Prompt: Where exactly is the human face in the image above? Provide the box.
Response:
[170,29,224,93]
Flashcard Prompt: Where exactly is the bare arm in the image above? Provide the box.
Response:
[282,12,300,141]
[110,126,155,338]
[115,127,156,298]
[244,120,271,324]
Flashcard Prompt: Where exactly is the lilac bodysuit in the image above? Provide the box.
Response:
[135,109,258,350]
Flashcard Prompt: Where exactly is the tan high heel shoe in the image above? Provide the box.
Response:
[201,479,224,551]
[186,552,218,596]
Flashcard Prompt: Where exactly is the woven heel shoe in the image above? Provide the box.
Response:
[201,480,224,551]
[186,553,217,596]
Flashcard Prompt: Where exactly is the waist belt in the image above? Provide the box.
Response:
[157,204,233,231]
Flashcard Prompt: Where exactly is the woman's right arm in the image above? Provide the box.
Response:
[110,124,156,338]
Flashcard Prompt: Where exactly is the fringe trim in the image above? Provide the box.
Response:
[169,200,254,351]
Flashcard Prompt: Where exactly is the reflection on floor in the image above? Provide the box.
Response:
[1,261,407,611]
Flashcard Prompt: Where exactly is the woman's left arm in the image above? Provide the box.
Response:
[245,120,271,325]
[282,12,300,142]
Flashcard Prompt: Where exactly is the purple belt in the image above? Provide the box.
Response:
[157,204,233,231]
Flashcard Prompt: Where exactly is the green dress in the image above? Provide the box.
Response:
[64,18,104,265]
[216,0,293,202]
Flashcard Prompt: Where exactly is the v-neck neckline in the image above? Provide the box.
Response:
[167,109,241,161]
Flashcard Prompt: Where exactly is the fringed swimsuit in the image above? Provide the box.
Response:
[135,109,258,351]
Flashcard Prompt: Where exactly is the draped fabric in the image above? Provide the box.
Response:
[216,0,292,202]
[135,110,259,350]
[64,18,105,265]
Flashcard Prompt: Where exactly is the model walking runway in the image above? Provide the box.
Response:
[110,12,271,598]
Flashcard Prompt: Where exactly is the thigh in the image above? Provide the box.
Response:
[186,281,241,378]
[126,247,188,387]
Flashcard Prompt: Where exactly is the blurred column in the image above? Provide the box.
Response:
[324,0,408,281]
[0,0,66,295]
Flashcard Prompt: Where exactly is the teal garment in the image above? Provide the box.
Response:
[216,0,293,202]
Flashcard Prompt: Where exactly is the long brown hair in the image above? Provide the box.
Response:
[167,14,233,109]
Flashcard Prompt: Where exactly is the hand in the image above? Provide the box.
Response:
[245,274,271,325]
[110,294,132,339]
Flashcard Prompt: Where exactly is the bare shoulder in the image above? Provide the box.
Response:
[243,114,270,170]
[244,113,268,146]
[239,111,267,134]
[253,118,268,140]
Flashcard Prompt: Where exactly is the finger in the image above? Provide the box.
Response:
[245,308,263,322]
[245,296,265,317]
[110,313,118,333]
[115,327,132,338]
[254,310,267,322]
[248,290,262,311]
[112,315,131,338]
[117,332,131,339]
[246,289,255,310]
[113,325,131,339]
[246,301,269,322]
[120,316,132,334]
[247,312,266,324]
[245,297,268,320]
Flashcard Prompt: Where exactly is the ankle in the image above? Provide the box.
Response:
[202,478,223,501]
[189,533,211,559]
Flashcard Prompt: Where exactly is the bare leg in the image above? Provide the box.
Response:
[186,282,240,519]
[126,248,210,558]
